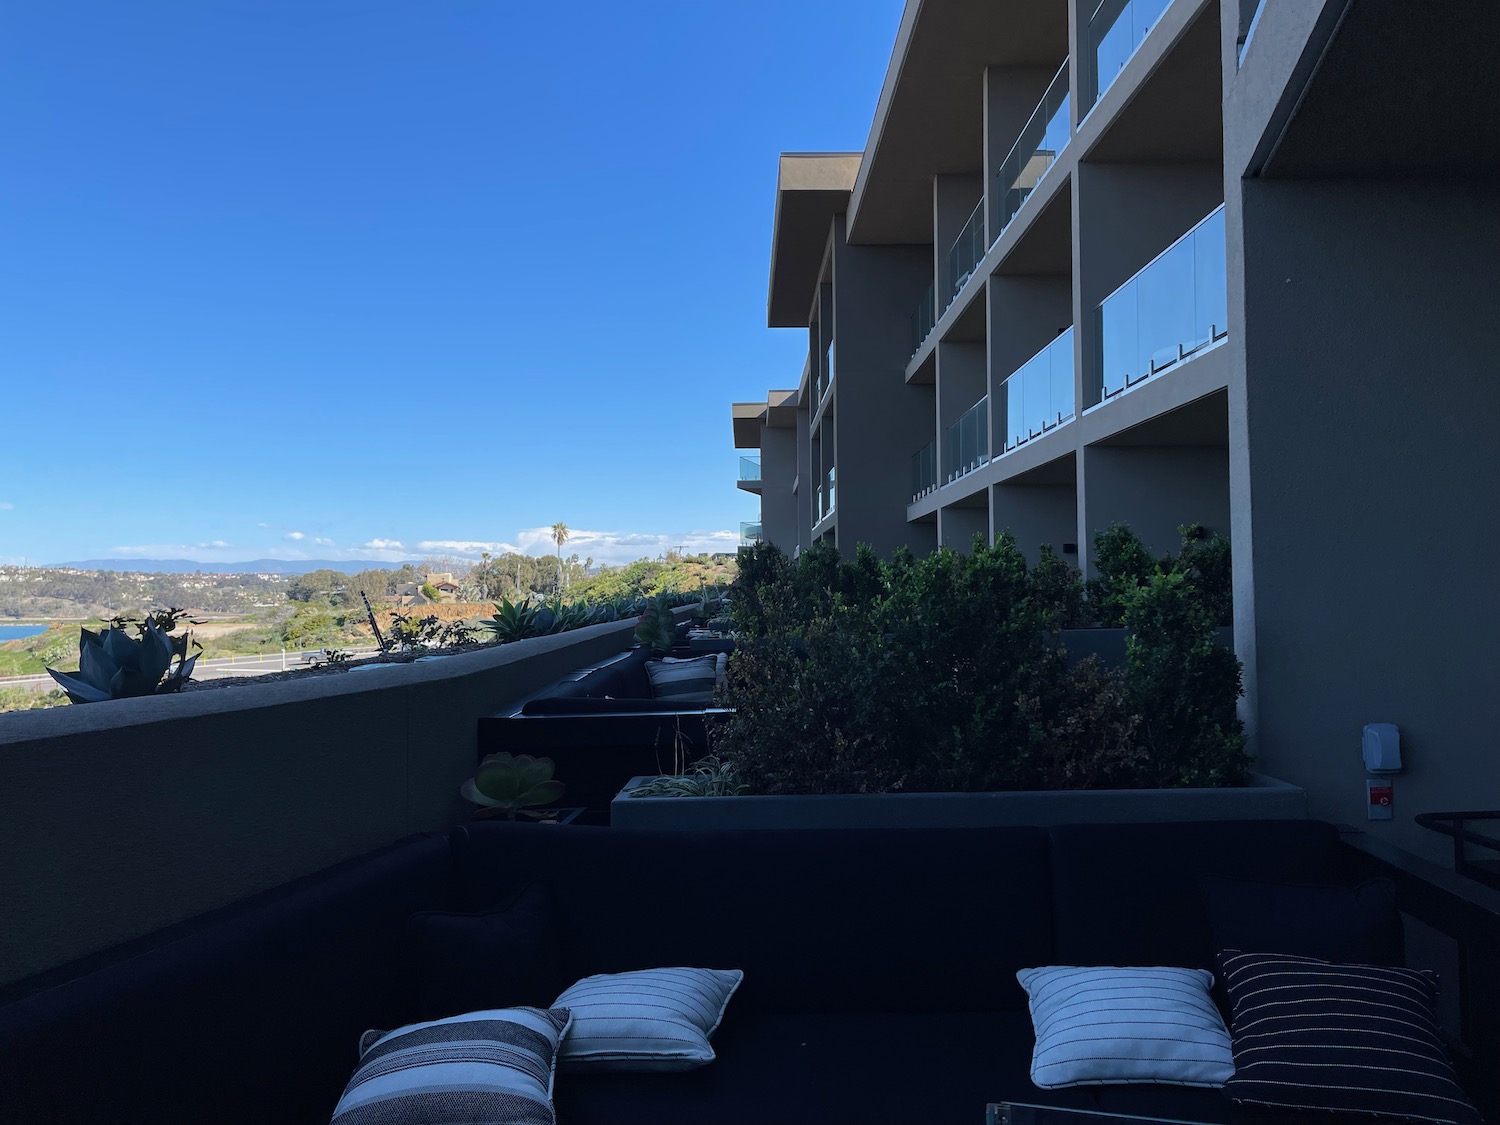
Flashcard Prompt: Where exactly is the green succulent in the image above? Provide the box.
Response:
[635,593,676,653]
[47,618,200,704]
[461,752,566,819]
[485,597,543,643]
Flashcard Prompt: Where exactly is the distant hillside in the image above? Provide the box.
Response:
[55,558,420,575]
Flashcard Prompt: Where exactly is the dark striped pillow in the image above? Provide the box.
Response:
[1221,951,1481,1125]
[330,1007,572,1125]
[1017,965,1234,1088]
[645,656,718,703]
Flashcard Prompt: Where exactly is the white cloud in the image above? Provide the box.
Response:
[257,522,271,528]
[285,531,305,541]
[362,538,405,550]
[195,540,232,549]
[0,501,13,511]
[508,527,737,566]
[314,537,334,547]
[417,539,520,556]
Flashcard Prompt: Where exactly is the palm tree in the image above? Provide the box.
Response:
[551,522,570,594]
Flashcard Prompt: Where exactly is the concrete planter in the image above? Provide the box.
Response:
[610,772,1305,830]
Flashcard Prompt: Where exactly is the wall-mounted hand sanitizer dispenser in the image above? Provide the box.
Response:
[1362,723,1402,774]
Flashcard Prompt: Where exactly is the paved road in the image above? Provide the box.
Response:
[0,648,384,692]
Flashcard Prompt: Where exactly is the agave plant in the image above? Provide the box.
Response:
[635,593,676,653]
[47,618,200,704]
[460,752,566,819]
[485,597,543,643]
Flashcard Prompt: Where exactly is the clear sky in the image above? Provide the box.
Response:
[0,1,904,567]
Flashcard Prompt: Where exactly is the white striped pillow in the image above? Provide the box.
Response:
[330,1006,572,1125]
[1017,965,1235,1088]
[644,656,719,703]
[1221,951,1481,1125]
[552,967,743,1072]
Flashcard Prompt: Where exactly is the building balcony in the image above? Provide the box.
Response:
[994,61,1070,246]
[1094,205,1227,403]
[909,279,936,359]
[739,521,763,547]
[998,327,1075,453]
[736,456,762,494]
[944,199,985,310]
[1089,0,1172,106]
[911,439,937,505]
[944,396,990,484]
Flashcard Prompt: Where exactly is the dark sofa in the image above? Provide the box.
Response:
[1,820,1493,1125]
[479,646,730,815]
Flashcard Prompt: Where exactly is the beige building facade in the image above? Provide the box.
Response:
[731,0,1500,862]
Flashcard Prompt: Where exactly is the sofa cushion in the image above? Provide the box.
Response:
[554,967,742,1072]
[447,824,1054,1014]
[644,656,718,703]
[1048,820,1348,971]
[331,1007,573,1125]
[1017,965,1233,1089]
[1221,951,1481,1125]
[1201,876,1403,966]
[407,881,565,1021]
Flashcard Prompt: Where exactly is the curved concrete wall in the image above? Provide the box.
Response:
[0,619,652,986]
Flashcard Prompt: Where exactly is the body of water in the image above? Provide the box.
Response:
[0,625,49,642]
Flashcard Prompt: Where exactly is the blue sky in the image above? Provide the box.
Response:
[0,1,903,567]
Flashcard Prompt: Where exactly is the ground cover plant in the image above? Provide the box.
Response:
[711,525,1245,795]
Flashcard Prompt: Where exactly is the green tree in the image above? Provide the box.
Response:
[550,522,570,594]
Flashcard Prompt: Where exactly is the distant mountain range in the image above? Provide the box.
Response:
[54,558,422,575]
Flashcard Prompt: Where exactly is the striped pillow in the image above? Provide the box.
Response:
[552,967,743,1071]
[330,1007,572,1125]
[1017,965,1234,1088]
[644,656,718,703]
[1221,951,1480,1125]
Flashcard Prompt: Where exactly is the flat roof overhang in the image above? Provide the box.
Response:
[767,154,860,328]
[732,390,799,448]
[847,0,1068,246]
[1256,0,1500,177]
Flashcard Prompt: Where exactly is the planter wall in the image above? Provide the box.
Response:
[611,772,1305,830]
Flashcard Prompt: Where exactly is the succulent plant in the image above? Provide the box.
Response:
[635,593,676,653]
[47,618,200,704]
[485,597,543,643]
[460,752,566,819]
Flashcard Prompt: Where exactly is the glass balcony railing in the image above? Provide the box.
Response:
[911,440,937,504]
[737,456,761,482]
[1095,205,1227,401]
[825,466,836,514]
[944,395,990,484]
[815,485,826,525]
[998,327,1075,453]
[1090,0,1171,105]
[739,522,762,547]
[944,199,985,309]
[994,61,1070,244]
[909,280,936,358]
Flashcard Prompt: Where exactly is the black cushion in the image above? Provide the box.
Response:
[406,880,564,1021]
[1201,876,1403,965]
[1048,820,1348,970]
[447,823,1055,1015]
[1220,951,1481,1125]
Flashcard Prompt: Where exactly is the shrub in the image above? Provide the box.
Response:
[1016,653,1145,790]
[1086,524,1158,627]
[1123,570,1249,787]
[1031,544,1088,631]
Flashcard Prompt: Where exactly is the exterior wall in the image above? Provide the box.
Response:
[831,216,937,556]
[0,619,655,986]
[1083,444,1231,564]
[759,422,799,549]
[1229,177,1500,861]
